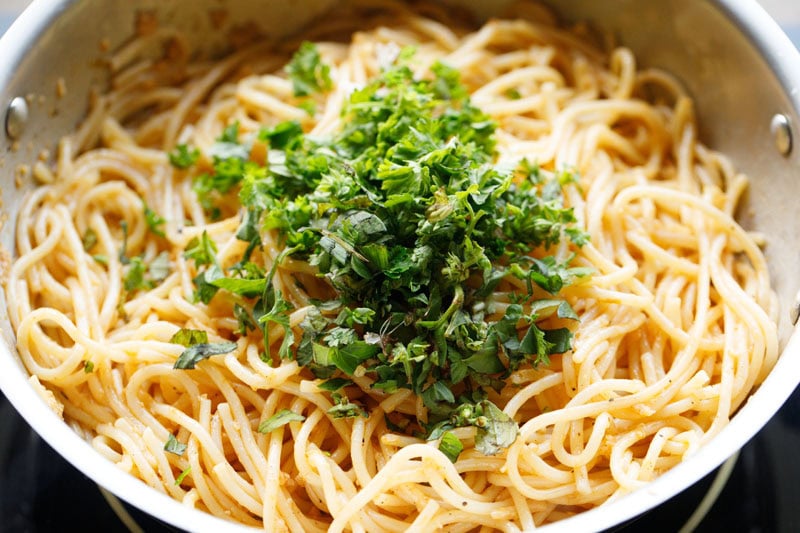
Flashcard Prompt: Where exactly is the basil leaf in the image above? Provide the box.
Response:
[438,431,463,463]
[164,434,187,456]
[474,401,519,456]
[318,378,352,391]
[170,329,209,347]
[286,42,332,97]
[174,466,191,485]
[173,341,237,369]
[169,144,200,169]
[82,228,98,251]
[258,409,306,434]
[144,203,166,237]
[211,277,267,297]
[184,231,217,267]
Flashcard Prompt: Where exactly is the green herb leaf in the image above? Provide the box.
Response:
[170,328,209,347]
[210,277,267,297]
[474,401,519,456]
[317,377,352,391]
[164,434,187,456]
[173,341,237,369]
[286,42,332,97]
[169,144,200,169]
[438,431,463,463]
[327,392,367,419]
[83,360,94,374]
[258,409,306,433]
[123,256,151,292]
[174,466,191,485]
[144,204,166,237]
[184,231,218,267]
[258,120,304,149]
[82,228,98,251]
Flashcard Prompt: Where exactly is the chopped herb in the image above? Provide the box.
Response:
[258,409,306,433]
[184,231,218,267]
[192,264,223,304]
[83,360,94,374]
[92,254,108,265]
[170,328,209,347]
[258,121,304,150]
[144,203,166,237]
[82,228,98,251]
[123,256,150,292]
[173,341,237,369]
[327,392,367,419]
[123,252,169,294]
[174,466,191,485]
[286,41,332,97]
[186,49,589,452]
[317,377,352,391]
[169,144,200,169]
[234,304,256,335]
[164,434,187,456]
[428,400,519,456]
[438,431,463,463]
[118,220,130,265]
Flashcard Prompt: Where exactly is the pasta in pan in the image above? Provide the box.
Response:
[6,1,778,531]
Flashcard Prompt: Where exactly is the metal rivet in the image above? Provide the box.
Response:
[770,113,792,156]
[5,96,28,140]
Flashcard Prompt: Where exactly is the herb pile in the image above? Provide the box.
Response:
[168,44,589,457]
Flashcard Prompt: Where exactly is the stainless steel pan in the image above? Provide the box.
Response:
[1,1,798,531]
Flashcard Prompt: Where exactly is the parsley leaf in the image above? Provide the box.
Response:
[170,328,209,347]
[144,203,166,237]
[82,228,98,251]
[286,42,332,97]
[327,392,367,419]
[258,409,306,433]
[438,431,463,463]
[169,144,200,169]
[123,256,150,292]
[174,466,191,485]
[173,341,237,369]
[164,434,187,456]
[184,231,218,267]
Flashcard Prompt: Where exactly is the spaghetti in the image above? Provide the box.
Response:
[6,1,779,531]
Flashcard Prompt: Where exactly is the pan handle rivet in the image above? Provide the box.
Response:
[5,96,28,140]
[770,113,792,156]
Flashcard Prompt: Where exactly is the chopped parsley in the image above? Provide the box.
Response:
[438,431,463,463]
[164,434,187,456]
[170,328,237,369]
[181,49,589,453]
[144,203,166,237]
[258,409,306,433]
[174,466,191,486]
[286,42,332,97]
[169,144,200,169]
[82,228,98,251]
